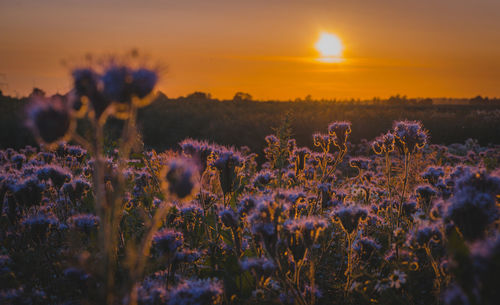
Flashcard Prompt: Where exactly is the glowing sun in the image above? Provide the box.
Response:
[315,32,343,60]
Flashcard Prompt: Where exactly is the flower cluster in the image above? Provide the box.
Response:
[328,121,351,150]
[393,120,428,153]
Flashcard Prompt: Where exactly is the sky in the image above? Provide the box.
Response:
[1,0,499,100]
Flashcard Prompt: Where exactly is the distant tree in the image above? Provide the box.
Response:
[387,94,408,105]
[233,92,252,102]
[469,95,488,104]
[304,94,313,102]
[491,98,500,105]
[155,91,168,101]
[185,91,212,100]
[419,98,433,105]
[29,87,46,98]
[0,89,3,97]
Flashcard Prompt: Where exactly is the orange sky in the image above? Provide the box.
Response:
[1,0,499,100]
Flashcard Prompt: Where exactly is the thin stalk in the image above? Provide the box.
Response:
[385,151,392,201]
[344,232,354,295]
[269,254,308,305]
[309,260,316,305]
[385,151,393,247]
[92,122,114,304]
[424,246,442,290]
[322,149,346,183]
[397,152,411,228]
[128,202,171,305]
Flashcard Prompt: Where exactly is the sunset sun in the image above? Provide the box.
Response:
[315,32,343,61]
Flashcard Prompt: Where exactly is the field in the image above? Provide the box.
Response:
[0,67,500,305]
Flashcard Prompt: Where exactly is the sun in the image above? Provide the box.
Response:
[315,32,343,58]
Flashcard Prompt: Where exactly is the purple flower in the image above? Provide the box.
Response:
[180,138,216,173]
[332,204,368,234]
[393,120,427,153]
[318,183,336,208]
[10,154,26,169]
[26,95,73,145]
[349,157,371,171]
[64,267,90,285]
[276,189,307,205]
[389,270,407,289]
[290,147,311,174]
[137,277,169,305]
[353,237,381,260]
[62,177,91,201]
[167,279,223,305]
[264,134,279,146]
[402,200,418,216]
[407,224,441,247]
[372,132,395,154]
[421,166,445,186]
[72,68,111,117]
[211,149,243,195]
[73,68,99,98]
[11,176,46,207]
[313,133,330,149]
[465,234,500,304]
[442,284,470,305]
[22,213,59,238]
[131,68,158,98]
[248,196,287,253]
[152,228,184,257]
[240,257,276,277]
[102,65,134,104]
[237,195,257,217]
[68,214,99,234]
[163,158,199,199]
[174,249,203,264]
[328,121,351,149]
[415,184,438,212]
[179,202,204,217]
[252,170,274,189]
[66,145,87,159]
[445,169,500,241]
[219,208,239,228]
[284,216,328,248]
[36,165,72,189]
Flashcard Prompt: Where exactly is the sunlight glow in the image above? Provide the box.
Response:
[315,32,344,62]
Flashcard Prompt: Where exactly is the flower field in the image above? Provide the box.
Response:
[1,65,499,305]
